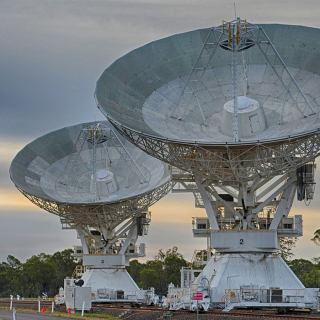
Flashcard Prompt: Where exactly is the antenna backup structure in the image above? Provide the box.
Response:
[95,19,320,311]
[10,121,172,304]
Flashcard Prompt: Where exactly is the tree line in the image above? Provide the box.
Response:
[126,246,188,295]
[0,238,320,297]
[0,249,78,298]
[0,246,189,298]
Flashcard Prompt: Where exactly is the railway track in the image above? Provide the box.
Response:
[94,304,320,319]
[1,300,319,319]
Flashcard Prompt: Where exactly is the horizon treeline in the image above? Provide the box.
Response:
[0,249,78,298]
[1,245,320,297]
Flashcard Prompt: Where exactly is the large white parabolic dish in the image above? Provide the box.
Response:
[10,121,171,225]
[95,23,320,183]
[96,24,320,144]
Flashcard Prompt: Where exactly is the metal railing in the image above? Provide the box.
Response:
[189,248,213,267]
[222,287,307,309]
[94,289,145,301]
[71,265,88,279]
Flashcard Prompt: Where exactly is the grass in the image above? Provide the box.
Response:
[0,307,119,319]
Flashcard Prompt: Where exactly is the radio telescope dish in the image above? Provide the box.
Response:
[10,121,171,302]
[96,23,320,184]
[95,19,320,311]
[10,121,171,217]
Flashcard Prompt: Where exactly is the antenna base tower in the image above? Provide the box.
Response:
[199,252,316,311]
[94,19,320,312]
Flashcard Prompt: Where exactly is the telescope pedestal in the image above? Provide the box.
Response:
[191,231,318,310]
[75,250,150,303]
[197,252,317,310]
[81,267,146,302]
[72,212,151,302]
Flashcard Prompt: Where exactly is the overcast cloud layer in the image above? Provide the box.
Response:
[1,0,320,263]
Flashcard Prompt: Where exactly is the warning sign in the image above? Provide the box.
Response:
[193,292,203,300]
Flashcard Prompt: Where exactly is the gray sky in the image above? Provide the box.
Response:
[1,0,320,263]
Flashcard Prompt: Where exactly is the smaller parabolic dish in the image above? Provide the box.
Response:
[10,121,171,214]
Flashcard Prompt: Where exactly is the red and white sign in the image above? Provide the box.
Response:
[193,292,203,300]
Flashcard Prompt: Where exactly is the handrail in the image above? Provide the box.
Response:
[221,287,306,305]
[71,265,88,278]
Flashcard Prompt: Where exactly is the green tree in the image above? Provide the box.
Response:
[133,247,188,294]
[50,249,79,292]
[139,268,159,289]
[154,246,184,261]
[6,255,22,270]
[145,260,165,293]
[288,259,314,278]
[278,237,298,261]
[126,247,189,294]
[0,256,23,296]
[164,255,188,286]
[0,249,79,298]
[126,260,144,284]
[23,254,57,297]
[300,268,320,288]
[51,249,78,275]
[311,229,320,246]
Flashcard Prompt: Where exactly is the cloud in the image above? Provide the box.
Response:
[2,0,320,265]
[0,189,38,211]
[0,208,80,262]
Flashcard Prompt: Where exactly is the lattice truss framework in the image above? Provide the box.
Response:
[171,166,304,234]
[110,119,320,185]
[15,180,173,230]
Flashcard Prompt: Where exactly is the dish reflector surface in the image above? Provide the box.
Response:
[10,122,171,205]
[96,24,320,145]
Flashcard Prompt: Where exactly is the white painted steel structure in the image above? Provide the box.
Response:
[96,19,320,311]
[10,121,172,304]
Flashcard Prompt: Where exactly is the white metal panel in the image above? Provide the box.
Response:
[81,268,140,292]
[210,230,278,252]
[249,114,261,133]
[197,253,315,305]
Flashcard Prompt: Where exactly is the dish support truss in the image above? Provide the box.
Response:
[14,177,172,260]
[171,166,312,233]
[108,118,320,185]
[16,177,171,234]
[16,178,172,302]
[167,163,319,311]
